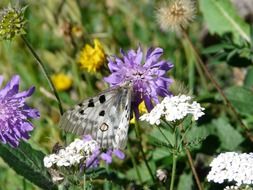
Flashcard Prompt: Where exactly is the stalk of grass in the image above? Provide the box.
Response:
[181,29,253,142]
[135,121,156,183]
[21,35,63,115]
[127,142,143,183]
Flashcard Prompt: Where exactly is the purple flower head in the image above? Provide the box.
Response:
[0,75,40,147]
[104,46,173,118]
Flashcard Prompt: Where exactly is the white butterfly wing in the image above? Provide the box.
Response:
[59,86,132,149]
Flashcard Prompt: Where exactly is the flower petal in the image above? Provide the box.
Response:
[0,75,20,98]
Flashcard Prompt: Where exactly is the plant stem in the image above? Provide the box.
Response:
[179,124,203,190]
[135,122,156,183]
[127,143,143,183]
[184,147,203,190]
[22,178,27,190]
[181,29,253,142]
[21,35,63,115]
[83,174,86,190]
[169,153,177,190]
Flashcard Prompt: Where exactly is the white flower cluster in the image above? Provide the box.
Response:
[44,138,98,168]
[140,95,205,125]
[207,152,253,186]
[224,185,252,190]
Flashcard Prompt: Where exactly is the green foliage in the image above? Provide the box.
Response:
[199,0,250,42]
[0,142,56,190]
[177,173,193,190]
[212,117,244,150]
[0,0,253,189]
[225,86,253,116]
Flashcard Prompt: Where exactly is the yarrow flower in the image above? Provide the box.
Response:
[156,0,196,32]
[104,46,173,117]
[0,75,40,147]
[140,95,204,125]
[78,39,106,72]
[44,135,124,169]
[51,73,72,91]
[0,6,26,40]
[207,152,253,186]
[224,185,252,190]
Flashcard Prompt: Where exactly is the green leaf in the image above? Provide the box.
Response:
[152,148,171,161]
[126,161,156,183]
[0,142,57,190]
[225,86,253,115]
[212,117,244,150]
[244,66,253,88]
[177,173,193,190]
[199,0,250,43]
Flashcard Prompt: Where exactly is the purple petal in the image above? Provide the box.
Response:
[83,135,93,142]
[12,86,35,99]
[134,46,143,65]
[104,74,124,86]
[113,149,125,160]
[0,75,20,98]
[144,48,164,68]
[101,151,112,164]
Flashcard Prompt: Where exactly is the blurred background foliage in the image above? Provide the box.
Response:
[0,0,253,189]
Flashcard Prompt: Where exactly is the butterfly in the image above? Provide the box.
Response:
[59,83,132,150]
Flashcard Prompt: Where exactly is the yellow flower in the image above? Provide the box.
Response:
[51,73,72,91]
[78,39,106,73]
[130,101,148,124]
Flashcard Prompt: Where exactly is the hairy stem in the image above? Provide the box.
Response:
[135,122,156,183]
[181,30,253,142]
[127,143,143,183]
[169,153,177,190]
[21,35,63,115]
[184,147,203,190]
[179,124,203,190]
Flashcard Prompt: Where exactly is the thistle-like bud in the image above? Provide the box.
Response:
[0,6,26,40]
[156,0,196,33]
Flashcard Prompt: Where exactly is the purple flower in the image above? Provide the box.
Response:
[0,75,40,147]
[104,46,173,117]
[84,135,125,168]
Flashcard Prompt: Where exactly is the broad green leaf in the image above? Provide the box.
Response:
[177,173,193,190]
[199,0,250,43]
[152,148,171,161]
[225,86,253,115]
[0,142,57,190]
[212,117,244,150]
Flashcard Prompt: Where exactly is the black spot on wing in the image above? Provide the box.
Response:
[99,110,105,116]
[78,102,83,107]
[79,110,85,115]
[88,101,94,107]
[99,95,106,104]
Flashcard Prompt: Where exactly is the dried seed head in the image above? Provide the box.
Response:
[156,0,196,32]
[0,6,26,40]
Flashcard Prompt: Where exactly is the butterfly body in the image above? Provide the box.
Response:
[59,84,132,149]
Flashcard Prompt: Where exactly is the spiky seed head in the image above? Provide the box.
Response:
[156,0,196,33]
[0,6,26,40]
